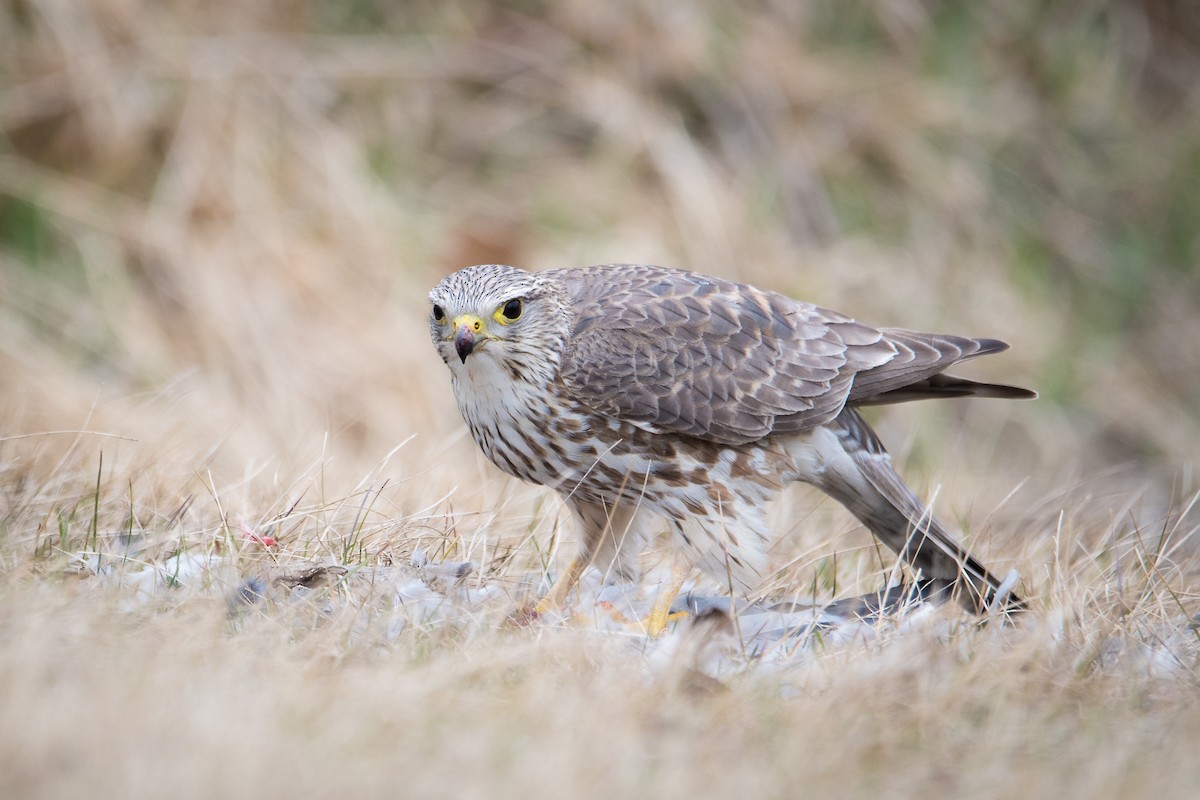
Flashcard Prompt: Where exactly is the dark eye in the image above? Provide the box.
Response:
[432,304,445,322]
[501,298,523,320]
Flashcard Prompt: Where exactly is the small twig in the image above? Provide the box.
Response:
[0,430,138,442]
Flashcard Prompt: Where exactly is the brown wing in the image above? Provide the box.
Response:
[551,264,894,445]
[551,265,1034,446]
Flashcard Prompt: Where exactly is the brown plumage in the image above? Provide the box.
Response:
[429,263,1033,613]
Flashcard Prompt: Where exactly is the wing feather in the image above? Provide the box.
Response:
[550,265,1032,446]
[552,265,889,444]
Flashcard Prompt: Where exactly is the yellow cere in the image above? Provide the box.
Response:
[452,314,486,333]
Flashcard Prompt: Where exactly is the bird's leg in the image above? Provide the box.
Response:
[511,555,588,625]
[600,562,690,637]
[533,555,587,615]
[640,561,690,637]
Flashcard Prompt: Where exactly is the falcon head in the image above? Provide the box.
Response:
[428,264,570,381]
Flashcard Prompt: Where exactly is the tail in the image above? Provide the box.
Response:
[815,409,1022,613]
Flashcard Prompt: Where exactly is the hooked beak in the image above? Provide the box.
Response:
[451,314,487,363]
[454,326,475,363]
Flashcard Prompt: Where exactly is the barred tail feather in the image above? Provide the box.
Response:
[819,409,1022,613]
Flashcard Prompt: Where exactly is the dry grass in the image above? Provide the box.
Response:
[2,2,1200,798]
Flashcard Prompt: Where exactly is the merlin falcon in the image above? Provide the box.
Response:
[429,264,1032,619]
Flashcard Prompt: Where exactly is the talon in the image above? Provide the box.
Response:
[639,608,691,638]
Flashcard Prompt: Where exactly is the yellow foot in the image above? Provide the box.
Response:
[508,557,588,627]
[601,563,691,637]
[642,608,692,637]
[599,602,690,637]
[644,562,690,637]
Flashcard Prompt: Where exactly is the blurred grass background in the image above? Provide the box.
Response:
[3,2,1200,798]
[4,0,1198,476]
